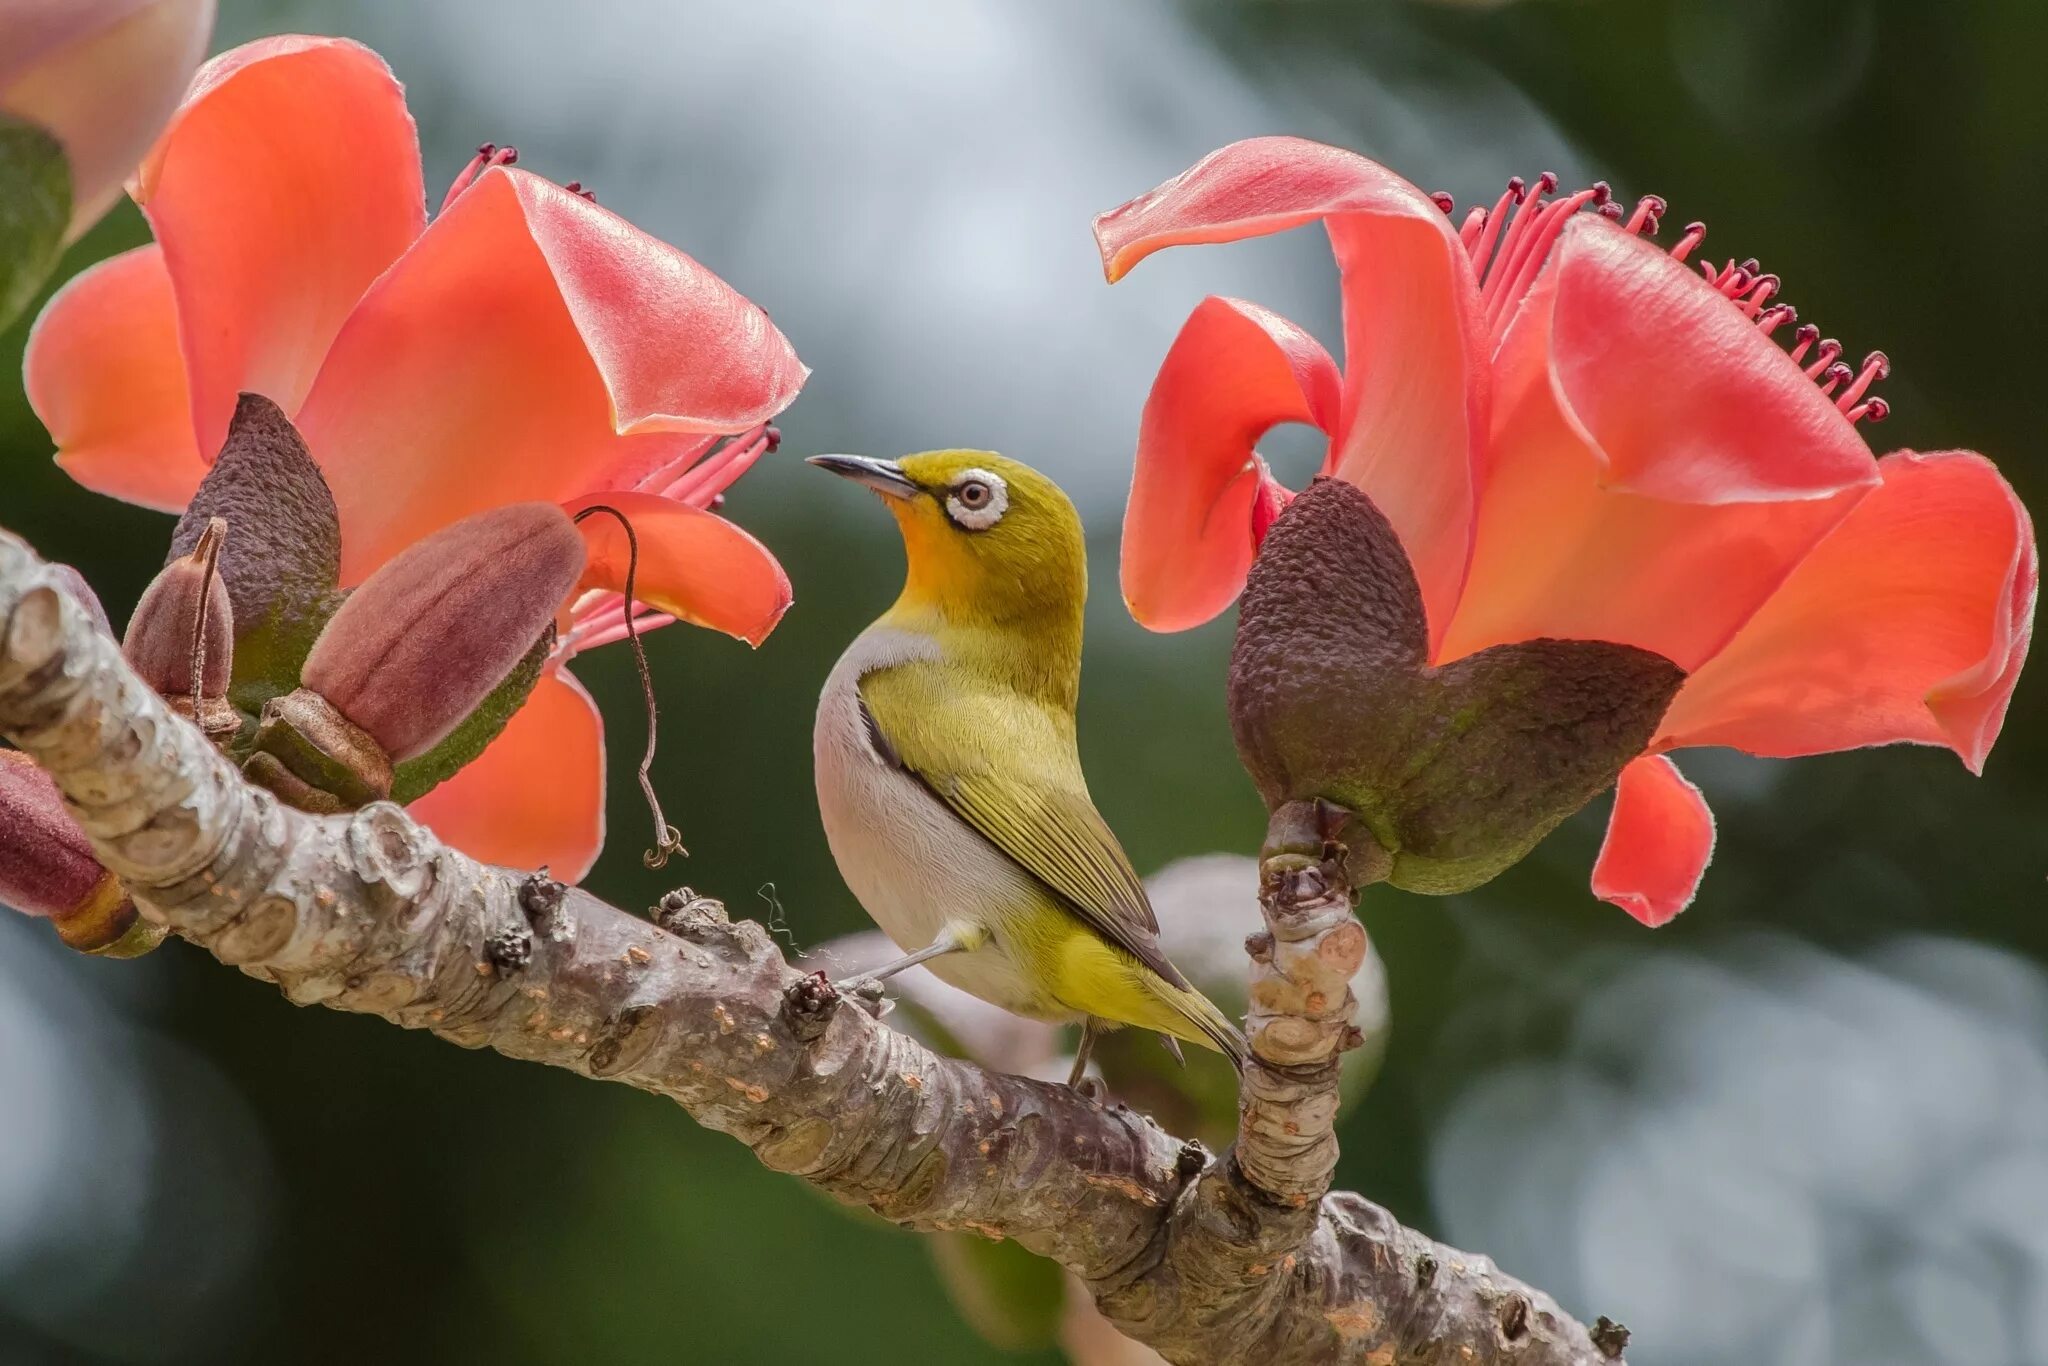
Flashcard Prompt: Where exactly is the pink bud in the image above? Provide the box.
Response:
[0,750,157,954]
[0,0,216,239]
[49,563,111,636]
[302,502,586,762]
[123,516,237,736]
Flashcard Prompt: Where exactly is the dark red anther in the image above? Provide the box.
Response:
[1622,194,1665,235]
[1589,180,1612,206]
[1859,397,1890,423]
[763,424,783,454]
[1430,190,1456,215]
[443,143,521,212]
[1597,201,1624,220]
[1819,360,1854,393]
[1506,175,1527,203]
[1862,350,1891,380]
[1535,171,1560,196]
[1755,304,1798,334]
[565,180,597,202]
[1738,257,1761,275]
[1804,337,1844,378]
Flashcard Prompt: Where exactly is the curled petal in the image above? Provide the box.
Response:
[1439,218,1878,669]
[1094,136,1486,640]
[1122,295,1339,631]
[1658,451,2037,773]
[299,169,805,582]
[0,0,214,237]
[25,244,206,510]
[406,666,605,882]
[135,34,426,458]
[1592,755,1714,927]
[563,490,792,648]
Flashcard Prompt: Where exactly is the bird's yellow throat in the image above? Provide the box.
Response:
[876,450,1088,709]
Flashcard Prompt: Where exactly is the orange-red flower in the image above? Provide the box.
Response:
[24,36,808,880]
[1097,136,2036,925]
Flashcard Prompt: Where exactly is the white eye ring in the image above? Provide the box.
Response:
[945,468,1009,531]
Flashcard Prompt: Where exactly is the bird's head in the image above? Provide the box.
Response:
[809,450,1087,635]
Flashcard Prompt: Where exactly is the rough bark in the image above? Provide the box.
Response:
[0,529,1627,1366]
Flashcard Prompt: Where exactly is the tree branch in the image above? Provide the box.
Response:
[0,529,1626,1366]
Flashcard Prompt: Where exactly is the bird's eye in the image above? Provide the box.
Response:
[945,469,1009,531]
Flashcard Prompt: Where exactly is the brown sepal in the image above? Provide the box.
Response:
[1228,478,1685,895]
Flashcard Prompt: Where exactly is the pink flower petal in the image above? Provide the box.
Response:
[1121,295,1339,631]
[1592,754,1714,927]
[1657,450,2037,773]
[297,168,805,583]
[0,0,214,238]
[133,34,426,459]
[406,666,605,882]
[562,489,793,648]
[1095,136,1487,645]
[1439,218,1878,669]
[24,244,206,511]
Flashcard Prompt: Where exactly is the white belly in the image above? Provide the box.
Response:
[812,628,1073,1021]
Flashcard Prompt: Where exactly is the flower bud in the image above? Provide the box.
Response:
[0,750,163,956]
[171,393,345,707]
[49,562,112,636]
[301,502,587,763]
[123,516,238,738]
[1229,477,1685,896]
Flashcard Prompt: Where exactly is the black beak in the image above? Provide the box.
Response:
[806,453,918,500]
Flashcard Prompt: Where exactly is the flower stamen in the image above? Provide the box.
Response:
[1834,351,1890,411]
[657,422,782,508]
[440,142,518,212]
[1803,338,1844,379]
[1437,177,1893,425]
[1670,221,1708,264]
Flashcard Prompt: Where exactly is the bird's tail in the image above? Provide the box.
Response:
[1162,982,1249,1070]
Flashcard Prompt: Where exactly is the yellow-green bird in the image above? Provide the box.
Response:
[810,450,1246,1085]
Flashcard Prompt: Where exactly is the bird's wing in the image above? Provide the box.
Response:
[858,666,1187,990]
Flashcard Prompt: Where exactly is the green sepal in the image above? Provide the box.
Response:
[1229,478,1685,895]
[388,630,552,804]
[928,1232,1066,1352]
[0,114,71,332]
[224,587,345,718]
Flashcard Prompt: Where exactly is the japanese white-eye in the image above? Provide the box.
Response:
[810,450,1246,1083]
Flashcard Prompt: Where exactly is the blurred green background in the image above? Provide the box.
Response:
[3,2,2044,1364]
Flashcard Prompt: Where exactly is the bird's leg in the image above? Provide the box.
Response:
[838,923,979,1000]
[1068,1018,1103,1090]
